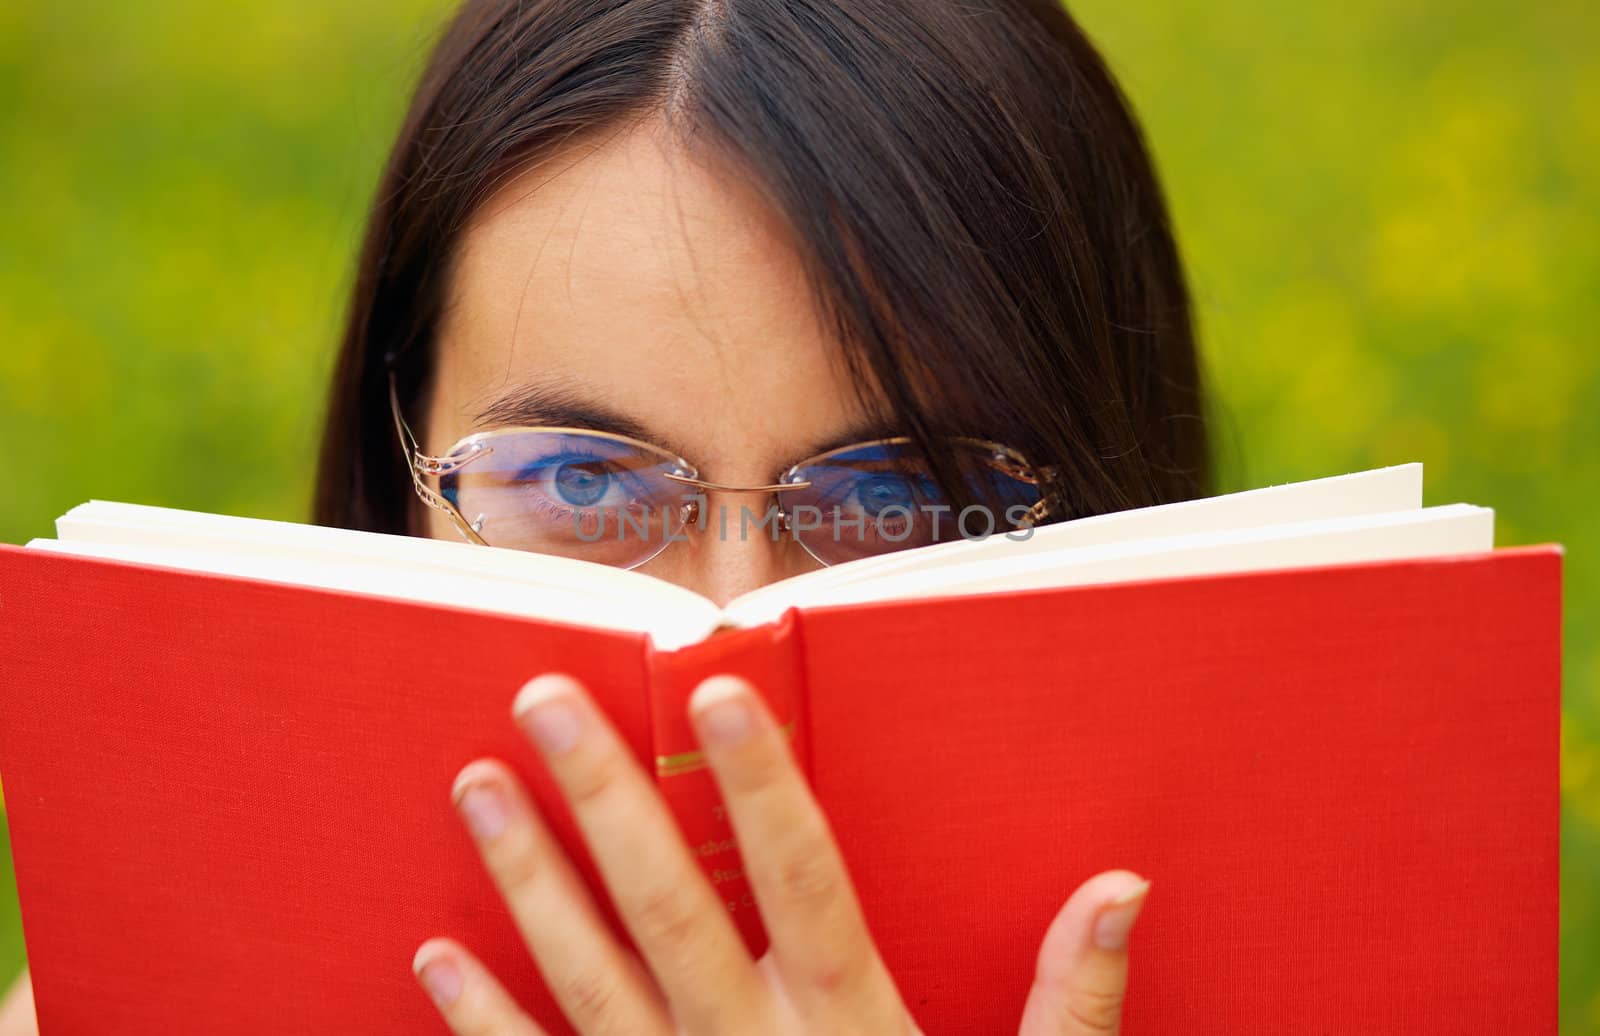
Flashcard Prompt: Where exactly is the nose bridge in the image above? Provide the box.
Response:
[688,490,791,606]
[633,488,802,607]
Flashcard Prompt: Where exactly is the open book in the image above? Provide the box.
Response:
[0,464,1560,1033]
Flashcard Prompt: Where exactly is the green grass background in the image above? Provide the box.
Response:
[1,1,1595,1028]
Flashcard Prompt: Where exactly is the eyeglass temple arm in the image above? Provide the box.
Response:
[389,367,486,473]
[387,367,483,532]
[1028,464,1066,524]
[387,368,423,463]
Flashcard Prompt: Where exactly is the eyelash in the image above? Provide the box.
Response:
[517,449,651,506]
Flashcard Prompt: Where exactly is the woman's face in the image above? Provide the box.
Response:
[422,115,885,605]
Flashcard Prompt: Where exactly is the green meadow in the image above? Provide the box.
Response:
[1,2,1595,1028]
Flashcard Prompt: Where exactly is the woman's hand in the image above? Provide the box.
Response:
[413,674,1148,1035]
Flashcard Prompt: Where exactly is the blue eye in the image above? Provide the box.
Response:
[552,461,611,507]
[851,472,917,516]
[510,452,633,511]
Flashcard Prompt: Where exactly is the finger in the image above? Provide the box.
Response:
[689,676,904,1025]
[512,674,765,1032]
[1018,870,1149,1036]
[0,968,35,1036]
[412,937,546,1036]
[451,759,671,1035]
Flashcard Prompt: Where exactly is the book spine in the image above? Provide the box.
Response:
[644,609,807,954]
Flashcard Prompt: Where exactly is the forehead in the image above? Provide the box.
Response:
[432,115,878,473]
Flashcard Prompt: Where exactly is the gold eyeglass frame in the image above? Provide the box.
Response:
[388,370,1061,562]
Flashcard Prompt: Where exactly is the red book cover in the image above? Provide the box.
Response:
[0,543,1560,1033]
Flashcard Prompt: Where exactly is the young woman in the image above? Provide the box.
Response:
[1,0,1208,1032]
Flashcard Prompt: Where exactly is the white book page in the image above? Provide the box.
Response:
[728,503,1493,624]
[48,503,726,646]
[58,501,717,614]
[25,537,727,647]
[725,463,1424,618]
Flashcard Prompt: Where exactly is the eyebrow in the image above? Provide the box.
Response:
[793,418,906,461]
[472,382,906,468]
[474,384,691,457]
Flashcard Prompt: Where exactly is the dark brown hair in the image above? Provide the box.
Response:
[314,0,1209,533]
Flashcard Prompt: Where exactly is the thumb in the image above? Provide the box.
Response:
[1017,870,1150,1036]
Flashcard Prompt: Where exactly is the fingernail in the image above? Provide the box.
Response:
[1092,878,1150,951]
[454,781,509,840]
[513,675,585,755]
[413,949,463,1006]
[690,676,754,747]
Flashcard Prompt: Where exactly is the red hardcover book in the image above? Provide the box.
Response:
[0,469,1561,1033]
